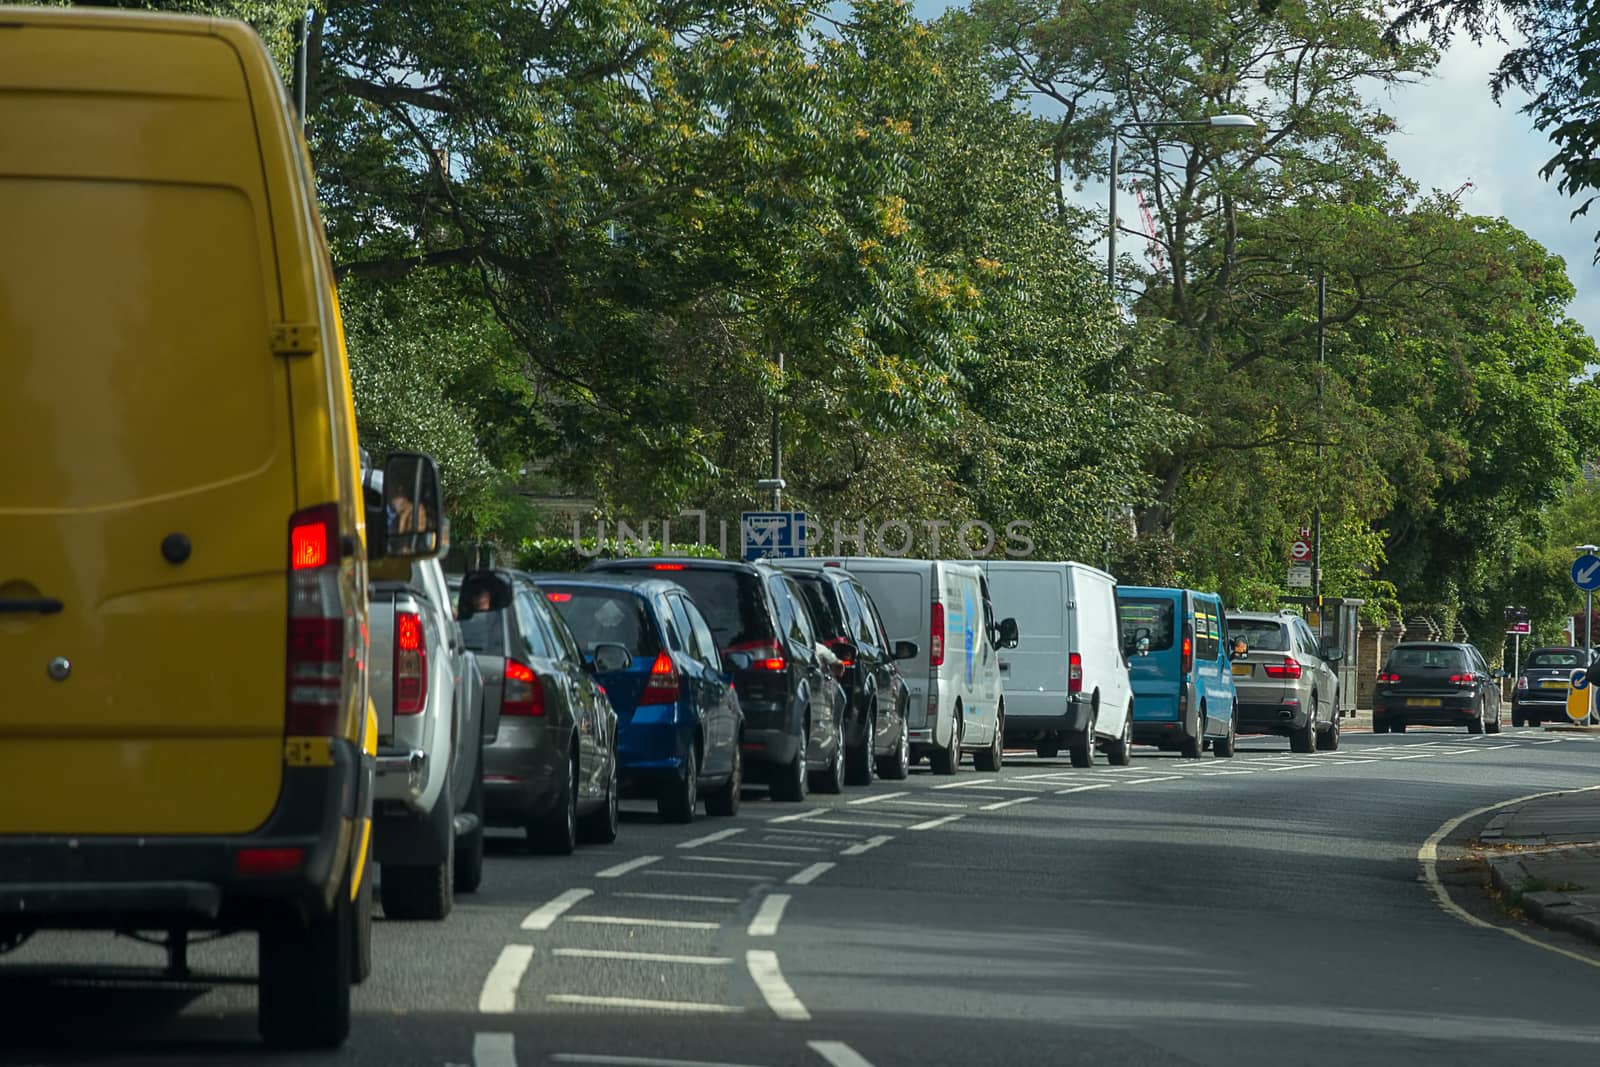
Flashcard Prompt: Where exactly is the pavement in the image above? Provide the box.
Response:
[4,725,1600,1067]
[1478,786,1600,947]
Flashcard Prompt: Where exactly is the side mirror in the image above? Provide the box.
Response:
[1136,635,1152,656]
[1324,646,1344,665]
[726,650,754,672]
[457,573,513,621]
[380,452,445,560]
[997,617,1020,649]
[893,639,920,661]
[591,643,632,674]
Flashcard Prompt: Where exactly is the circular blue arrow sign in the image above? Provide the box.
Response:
[1574,554,1600,592]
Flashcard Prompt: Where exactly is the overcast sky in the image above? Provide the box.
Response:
[909,2,1598,339]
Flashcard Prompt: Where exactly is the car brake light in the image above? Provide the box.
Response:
[546,592,572,603]
[1449,673,1477,686]
[1263,657,1302,679]
[641,650,682,704]
[930,602,945,668]
[1517,675,1528,690]
[1378,671,1400,683]
[827,637,854,668]
[234,847,304,876]
[1068,652,1082,694]
[653,563,686,570]
[503,659,544,717]
[728,640,786,672]
[1181,630,1193,674]
[395,610,427,715]
[286,504,346,736]
[824,561,842,567]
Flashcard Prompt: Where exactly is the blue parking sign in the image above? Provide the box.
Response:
[742,511,807,561]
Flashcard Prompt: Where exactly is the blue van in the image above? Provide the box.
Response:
[1116,587,1238,758]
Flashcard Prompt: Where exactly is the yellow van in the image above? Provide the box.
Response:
[0,7,442,1049]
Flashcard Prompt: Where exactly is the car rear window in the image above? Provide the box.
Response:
[1388,646,1468,670]
[1527,650,1584,668]
[604,566,773,648]
[544,589,660,658]
[1118,598,1176,652]
[793,576,847,642]
[1229,619,1290,652]
[459,609,506,656]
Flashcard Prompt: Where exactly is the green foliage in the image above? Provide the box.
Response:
[516,537,725,574]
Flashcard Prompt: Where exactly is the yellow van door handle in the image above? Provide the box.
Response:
[0,598,63,614]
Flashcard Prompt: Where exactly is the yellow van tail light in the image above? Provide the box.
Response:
[286,503,348,736]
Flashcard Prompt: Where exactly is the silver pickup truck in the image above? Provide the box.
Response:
[368,553,493,921]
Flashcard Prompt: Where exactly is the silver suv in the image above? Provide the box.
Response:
[1228,611,1343,753]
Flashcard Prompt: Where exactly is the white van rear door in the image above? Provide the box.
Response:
[849,563,930,727]
[985,563,1066,721]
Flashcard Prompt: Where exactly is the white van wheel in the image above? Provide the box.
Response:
[1106,708,1132,767]
[931,710,961,775]
[975,709,1004,772]
[1068,706,1096,769]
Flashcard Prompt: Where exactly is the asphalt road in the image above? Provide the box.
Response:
[5,726,1600,1067]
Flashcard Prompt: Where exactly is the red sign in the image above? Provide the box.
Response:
[1290,540,1312,562]
[1506,621,1531,635]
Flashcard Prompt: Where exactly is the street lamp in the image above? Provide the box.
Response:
[1100,113,1258,570]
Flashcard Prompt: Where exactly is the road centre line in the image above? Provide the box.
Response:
[787,862,835,885]
[1054,783,1116,796]
[746,949,810,1021]
[748,893,790,936]
[685,855,804,868]
[615,892,739,904]
[597,855,661,879]
[808,1041,880,1067]
[552,948,732,966]
[521,888,593,931]
[552,1054,769,1067]
[566,915,721,930]
[678,828,744,849]
[907,813,965,831]
[474,1032,517,1067]
[655,870,774,882]
[769,808,824,824]
[839,835,893,856]
[980,796,1037,811]
[547,994,742,1014]
[478,945,534,1014]
[847,791,909,805]
[1257,763,1318,772]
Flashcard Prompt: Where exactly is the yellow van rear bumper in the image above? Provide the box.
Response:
[0,738,369,933]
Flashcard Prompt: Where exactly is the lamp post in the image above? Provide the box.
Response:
[1102,113,1257,570]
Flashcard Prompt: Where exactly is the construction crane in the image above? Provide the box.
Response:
[1449,179,1475,200]
[1127,176,1166,273]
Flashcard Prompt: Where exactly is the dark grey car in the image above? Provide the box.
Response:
[454,570,620,855]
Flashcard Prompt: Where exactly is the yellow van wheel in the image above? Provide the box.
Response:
[258,887,353,1049]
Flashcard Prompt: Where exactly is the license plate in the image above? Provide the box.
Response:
[1540,680,1568,689]
[1409,698,1443,708]
[1232,663,1252,677]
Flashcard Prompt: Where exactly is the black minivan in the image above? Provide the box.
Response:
[590,558,844,800]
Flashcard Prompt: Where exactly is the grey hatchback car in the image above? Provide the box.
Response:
[1228,611,1344,753]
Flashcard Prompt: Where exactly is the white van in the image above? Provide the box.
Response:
[979,560,1133,767]
[777,559,1017,774]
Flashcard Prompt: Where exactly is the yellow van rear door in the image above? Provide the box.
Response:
[0,20,293,835]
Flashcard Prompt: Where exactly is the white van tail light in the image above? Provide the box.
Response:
[394,610,427,715]
[930,602,945,667]
[1068,652,1083,694]
[286,503,345,736]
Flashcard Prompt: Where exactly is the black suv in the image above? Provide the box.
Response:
[1511,646,1591,727]
[590,558,843,800]
[776,564,917,782]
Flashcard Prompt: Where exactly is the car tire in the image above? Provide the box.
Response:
[845,709,875,787]
[1372,717,1389,735]
[1036,741,1060,759]
[1106,708,1133,766]
[1511,708,1525,728]
[258,886,353,1050]
[1212,707,1236,758]
[1316,716,1341,751]
[1468,709,1485,735]
[531,751,579,855]
[930,712,961,775]
[771,729,810,802]
[1068,712,1095,769]
[1179,720,1203,760]
[382,807,455,921]
[350,853,373,986]
[974,710,1004,772]
[660,745,700,823]
[1392,722,1407,733]
[1486,706,1502,735]
[813,735,846,794]
[705,744,742,816]
[581,753,621,842]
[1289,715,1317,754]
[454,763,485,895]
[876,714,910,781]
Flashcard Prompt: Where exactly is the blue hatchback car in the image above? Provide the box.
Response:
[1116,587,1239,759]
[538,576,744,822]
